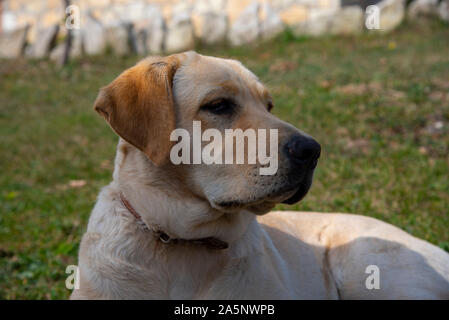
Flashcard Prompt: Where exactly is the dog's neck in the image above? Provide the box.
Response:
[113,139,256,246]
[118,191,229,249]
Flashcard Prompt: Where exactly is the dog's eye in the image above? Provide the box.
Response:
[200,98,235,115]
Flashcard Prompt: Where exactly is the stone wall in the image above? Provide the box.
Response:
[0,0,448,61]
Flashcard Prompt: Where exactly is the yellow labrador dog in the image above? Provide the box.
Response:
[72,51,449,299]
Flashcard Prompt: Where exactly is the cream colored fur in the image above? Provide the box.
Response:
[72,52,449,299]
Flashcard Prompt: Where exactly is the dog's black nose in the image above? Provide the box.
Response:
[285,135,321,165]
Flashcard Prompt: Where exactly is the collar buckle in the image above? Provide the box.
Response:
[158,232,172,244]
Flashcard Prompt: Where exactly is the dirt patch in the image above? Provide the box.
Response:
[335,82,406,100]
[269,60,298,72]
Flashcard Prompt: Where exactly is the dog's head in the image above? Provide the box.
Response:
[94,51,320,216]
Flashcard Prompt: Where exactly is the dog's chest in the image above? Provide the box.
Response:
[154,247,338,299]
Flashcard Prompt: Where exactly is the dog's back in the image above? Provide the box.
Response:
[260,211,449,299]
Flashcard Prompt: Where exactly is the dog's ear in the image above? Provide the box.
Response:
[93,55,183,166]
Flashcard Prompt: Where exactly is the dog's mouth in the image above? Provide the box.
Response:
[280,182,311,205]
[212,171,314,215]
[280,166,315,205]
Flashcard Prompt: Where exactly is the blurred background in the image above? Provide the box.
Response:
[0,0,448,299]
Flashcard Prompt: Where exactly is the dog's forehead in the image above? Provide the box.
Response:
[174,53,270,104]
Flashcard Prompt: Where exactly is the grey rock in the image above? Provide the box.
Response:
[194,0,226,15]
[49,43,65,65]
[105,23,135,56]
[146,19,165,54]
[228,2,260,46]
[0,25,29,59]
[29,24,59,58]
[71,30,83,58]
[135,6,165,55]
[83,15,106,55]
[193,12,227,45]
[290,2,340,37]
[2,12,18,32]
[259,2,284,40]
[171,2,194,17]
[135,28,148,55]
[49,29,84,65]
[165,12,195,53]
[330,6,364,35]
[296,0,403,35]
[375,0,405,32]
[120,1,148,22]
[439,0,449,21]
[342,0,383,8]
[408,0,439,18]
[291,10,334,37]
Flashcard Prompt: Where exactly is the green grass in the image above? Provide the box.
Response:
[1,20,448,299]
